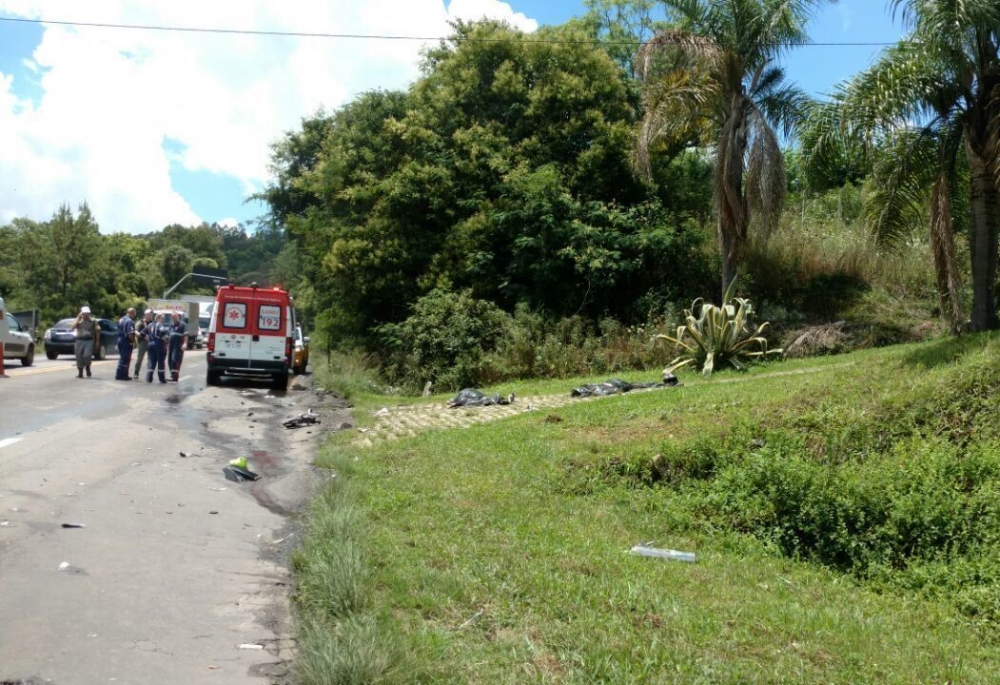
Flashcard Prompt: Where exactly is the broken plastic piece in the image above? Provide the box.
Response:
[229,456,248,469]
[283,409,319,429]
[238,643,264,650]
[58,561,70,571]
[61,523,87,529]
[630,545,696,563]
[222,465,260,482]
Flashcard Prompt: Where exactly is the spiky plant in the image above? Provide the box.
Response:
[658,279,781,375]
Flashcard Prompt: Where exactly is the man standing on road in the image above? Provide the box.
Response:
[146,313,169,383]
[0,296,8,379]
[133,309,153,379]
[115,308,136,381]
[71,306,98,379]
[167,311,188,382]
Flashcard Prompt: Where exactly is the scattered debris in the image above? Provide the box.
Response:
[209,511,219,515]
[57,561,71,571]
[223,465,261,482]
[629,544,696,563]
[238,643,264,650]
[447,389,516,408]
[373,407,389,417]
[571,378,669,398]
[60,523,87,529]
[284,408,320,428]
[209,487,227,492]
[456,608,484,630]
[179,451,189,458]
[0,520,11,527]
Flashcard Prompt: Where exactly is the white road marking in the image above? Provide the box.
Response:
[0,438,23,450]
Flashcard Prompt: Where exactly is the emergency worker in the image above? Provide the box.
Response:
[115,308,136,381]
[146,313,169,384]
[133,309,153,379]
[167,311,188,382]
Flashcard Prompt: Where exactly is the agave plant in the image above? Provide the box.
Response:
[658,279,781,376]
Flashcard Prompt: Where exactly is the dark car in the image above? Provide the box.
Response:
[43,318,119,360]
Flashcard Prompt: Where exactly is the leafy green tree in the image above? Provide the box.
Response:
[635,0,831,294]
[831,1,1000,331]
[158,245,196,294]
[16,204,104,319]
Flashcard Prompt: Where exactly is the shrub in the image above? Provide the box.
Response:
[385,289,512,392]
[658,279,782,375]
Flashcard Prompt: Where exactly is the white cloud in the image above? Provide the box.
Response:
[0,0,538,233]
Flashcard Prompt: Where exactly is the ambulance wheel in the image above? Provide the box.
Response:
[271,372,288,391]
[206,368,221,386]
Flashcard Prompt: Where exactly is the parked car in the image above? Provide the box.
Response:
[2,311,35,367]
[292,325,310,375]
[43,317,118,360]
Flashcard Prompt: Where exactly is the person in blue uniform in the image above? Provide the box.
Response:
[115,308,136,380]
[167,311,188,382]
[146,313,169,384]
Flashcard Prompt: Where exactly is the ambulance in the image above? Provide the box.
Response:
[205,284,295,389]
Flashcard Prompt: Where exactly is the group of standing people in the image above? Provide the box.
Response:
[121,308,188,383]
[72,306,187,382]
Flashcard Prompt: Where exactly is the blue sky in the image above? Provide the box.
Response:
[0,1,901,234]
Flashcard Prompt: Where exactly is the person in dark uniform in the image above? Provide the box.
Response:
[146,313,169,384]
[115,307,136,380]
[133,309,153,379]
[167,311,188,382]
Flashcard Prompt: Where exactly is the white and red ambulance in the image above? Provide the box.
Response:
[205,284,295,389]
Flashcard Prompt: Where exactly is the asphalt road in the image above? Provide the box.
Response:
[0,351,350,684]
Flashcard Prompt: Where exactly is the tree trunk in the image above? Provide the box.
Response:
[715,95,749,298]
[929,176,965,333]
[966,145,1000,332]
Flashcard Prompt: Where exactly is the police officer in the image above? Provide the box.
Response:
[115,307,136,381]
[133,309,153,379]
[146,313,169,384]
[167,311,188,382]
[71,306,99,378]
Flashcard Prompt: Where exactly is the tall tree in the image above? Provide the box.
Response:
[17,204,104,318]
[635,0,830,294]
[834,0,1000,331]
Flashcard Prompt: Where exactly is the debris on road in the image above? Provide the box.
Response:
[57,561,70,571]
[60,523,87,529]
[222,464,260,482]
[238,643,264,650]
[283,409,319,429]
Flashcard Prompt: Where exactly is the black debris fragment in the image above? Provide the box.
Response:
[447,389,516,408]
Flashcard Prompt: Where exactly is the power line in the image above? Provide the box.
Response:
[0,15,899,47]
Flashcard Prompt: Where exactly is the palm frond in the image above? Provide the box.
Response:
[745,110,786,242]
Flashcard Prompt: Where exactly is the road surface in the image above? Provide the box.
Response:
[0,351,350,684]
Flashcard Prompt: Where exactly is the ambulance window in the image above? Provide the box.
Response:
[259,304,282,331]
[222,302,247,329]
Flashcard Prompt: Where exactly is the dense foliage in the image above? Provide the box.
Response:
[258,20,729,380]
[0,204,286,326]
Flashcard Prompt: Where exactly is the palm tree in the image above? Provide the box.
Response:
[635,0,830,295]
[836,1,1000,332]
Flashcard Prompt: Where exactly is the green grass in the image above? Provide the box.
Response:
[296,334,1000,683]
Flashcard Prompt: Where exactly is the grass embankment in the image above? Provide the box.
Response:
[295,335,1000,683]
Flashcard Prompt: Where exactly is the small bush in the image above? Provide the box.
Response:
[384,288,511,392]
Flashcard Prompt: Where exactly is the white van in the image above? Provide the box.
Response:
[0,297,36,367]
